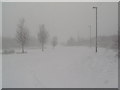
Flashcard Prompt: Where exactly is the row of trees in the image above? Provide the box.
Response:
[16,18,58,53]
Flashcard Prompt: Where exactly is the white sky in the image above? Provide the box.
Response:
[2,2,118,42]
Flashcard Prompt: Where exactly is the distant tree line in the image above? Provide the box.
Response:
[15,18,118,53]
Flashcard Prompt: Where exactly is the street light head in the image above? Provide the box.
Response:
[93,7,97,8]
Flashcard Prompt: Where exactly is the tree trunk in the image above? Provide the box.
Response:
[42,44,44,52]
[22,44,24,53]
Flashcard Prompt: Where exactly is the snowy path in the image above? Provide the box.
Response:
[2,46,118,88]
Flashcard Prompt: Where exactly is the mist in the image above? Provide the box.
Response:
[2,2,118,42]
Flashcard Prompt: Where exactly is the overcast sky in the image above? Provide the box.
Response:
[2,2,118,42]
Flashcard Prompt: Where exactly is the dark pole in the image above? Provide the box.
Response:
[90,25,91,48]
[89,25,91,47]
[93,7,98,53]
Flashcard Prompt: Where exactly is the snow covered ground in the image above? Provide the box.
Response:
[2,46,118,88]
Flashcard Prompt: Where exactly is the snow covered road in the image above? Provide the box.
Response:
[2,46,118,88]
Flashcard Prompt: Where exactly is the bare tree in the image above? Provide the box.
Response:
[38,24,49,52]
[67,37,76,46]
[16,18,29,53]
[52,36,58,48]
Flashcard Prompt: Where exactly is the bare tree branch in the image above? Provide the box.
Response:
[16,18,29,53]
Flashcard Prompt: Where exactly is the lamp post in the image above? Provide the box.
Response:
[93,7,98,53]
[89,25,91,47]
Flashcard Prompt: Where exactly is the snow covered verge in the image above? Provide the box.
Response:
[2,46,118,88]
